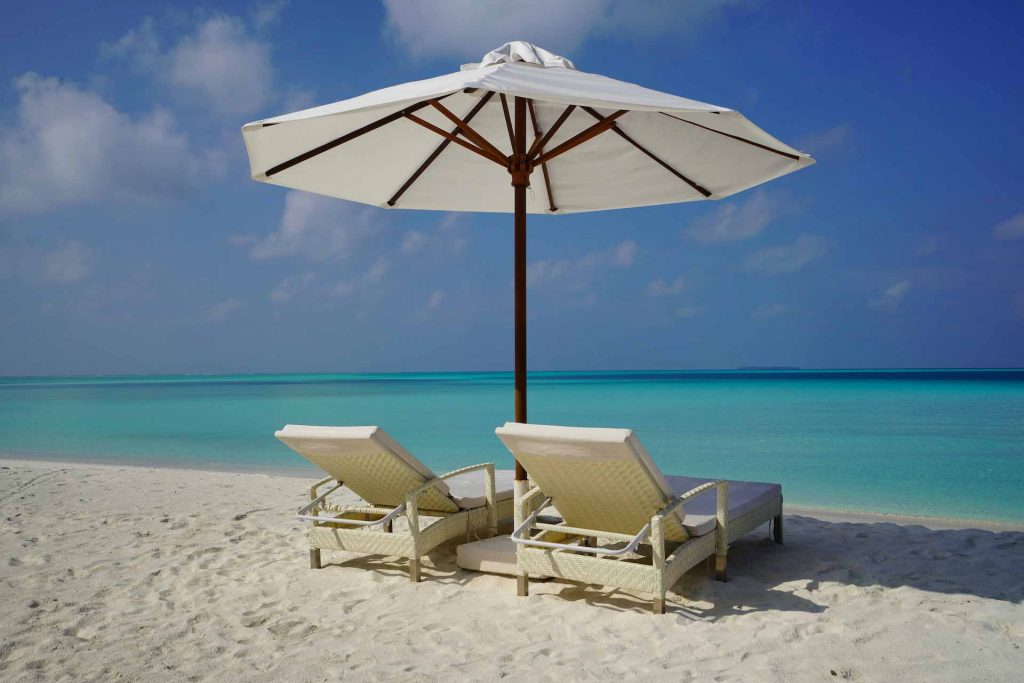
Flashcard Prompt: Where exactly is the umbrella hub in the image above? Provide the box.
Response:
[508,153,533,187]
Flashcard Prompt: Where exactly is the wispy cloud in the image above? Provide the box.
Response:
[647,275,686,296]
[400,213,469,256]
[796,124,849,156]
[685,190,786,244]
[528,239,636,288]
[752,303,793,319]
[42,240,95,285]
[869,280,912,309]
[382,0,751,59]
[744,234,829,275]
[236,191,382,263]
[915,234,947,256]
[269,271,315,303]
[205,297,244,323]
[416,289,447,320]
[675,305,701,319]
[993,212,1024,240]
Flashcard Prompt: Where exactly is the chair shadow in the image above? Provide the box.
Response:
[727,515,1024,604]
[314,515,1024,618]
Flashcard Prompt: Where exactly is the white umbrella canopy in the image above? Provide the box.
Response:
[242,41,815,482]
[242,41,813,214]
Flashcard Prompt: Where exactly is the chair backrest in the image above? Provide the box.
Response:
[275,425,459,513]
[495,422,687,540]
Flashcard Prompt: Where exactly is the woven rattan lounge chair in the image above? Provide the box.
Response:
[495,422,783,613]
[276,425,515,582]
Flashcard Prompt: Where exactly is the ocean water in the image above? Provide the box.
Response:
[1,370,1022,523]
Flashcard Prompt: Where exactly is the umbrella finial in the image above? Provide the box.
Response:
[462,41,576,71]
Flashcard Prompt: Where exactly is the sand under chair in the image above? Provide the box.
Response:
[496,422,783,614]
[276,425,515,582]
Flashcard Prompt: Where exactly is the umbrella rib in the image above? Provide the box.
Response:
[533,110,628,166]
[387,92,495,207]
[527,99,557,212]
[582,106,711,198]
[499,94,516,153]
[429,99,508,163]
[264,96,450,178]
[660,112,802,161]
[404,112,506,166]
[527,104,575,160]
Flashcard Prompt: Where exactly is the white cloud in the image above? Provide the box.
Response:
[675,305,701,319]
[744,234,829,275]
[364,257,390,284]
[402,213,470,256]
[269,271,315,303]
[252,0,288,28]
[169,17,273,117]
[528,239,636,288]
[205,297,244,323]
[647,275,686,296]
[686,190,784,244]
[993,212,1024,240]
[415,289,448,320]
[283,87,316,113]
[0,74,206,215]
[238,191,381,262]
[331,257,392,299]
[796,124,850,156]
[401,230,428,254]
[382,0,749,60]
[42,240,95,284]
[105,15,274,118]
[870,280,912,309]
[752,303,793,319]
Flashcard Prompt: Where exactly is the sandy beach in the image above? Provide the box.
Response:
[0,458,1021,681]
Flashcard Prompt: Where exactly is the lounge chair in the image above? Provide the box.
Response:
[495,422,783,613]
[276,425,515,582]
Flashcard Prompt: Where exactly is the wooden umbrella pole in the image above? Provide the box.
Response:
[512,96,531,482]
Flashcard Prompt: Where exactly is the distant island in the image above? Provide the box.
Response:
[737,366,802,370]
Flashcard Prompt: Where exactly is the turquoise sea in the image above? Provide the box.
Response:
[1,370,1022,523]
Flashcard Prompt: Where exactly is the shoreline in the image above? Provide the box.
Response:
[3,454,1021,532]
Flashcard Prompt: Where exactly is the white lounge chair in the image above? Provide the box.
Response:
[276,425,515,582]
[496,422,783,613]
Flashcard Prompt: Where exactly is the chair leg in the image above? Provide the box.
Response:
[517,573,529,597]
[409,557,421,583]
[309,548,321,570]
[773,512,784,544]
[652,596,665,615]
[715,553,727,582]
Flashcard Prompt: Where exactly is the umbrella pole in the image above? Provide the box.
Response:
[513,97,529,483]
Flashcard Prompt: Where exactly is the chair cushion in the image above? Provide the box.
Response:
[665,476,782,536]
[446,468,515,509]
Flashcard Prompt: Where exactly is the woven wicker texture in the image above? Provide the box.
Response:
[301,449,458,512]
[513,454,688,541]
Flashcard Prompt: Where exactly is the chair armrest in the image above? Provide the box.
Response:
[654,480,726,521]
[407,462,495,501]
[515,485,546,527]
[308,476,336,501]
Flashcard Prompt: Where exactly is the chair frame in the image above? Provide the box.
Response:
[302,462,509,582]
[514,480,782,613]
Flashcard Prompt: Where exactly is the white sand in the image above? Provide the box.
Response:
[1,458,1022,681]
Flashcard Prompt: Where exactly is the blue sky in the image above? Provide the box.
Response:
[1,0,1022,375]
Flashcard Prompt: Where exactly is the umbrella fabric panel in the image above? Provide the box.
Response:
[244,90,810,213]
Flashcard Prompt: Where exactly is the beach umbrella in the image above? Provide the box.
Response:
[241,41,814,486]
